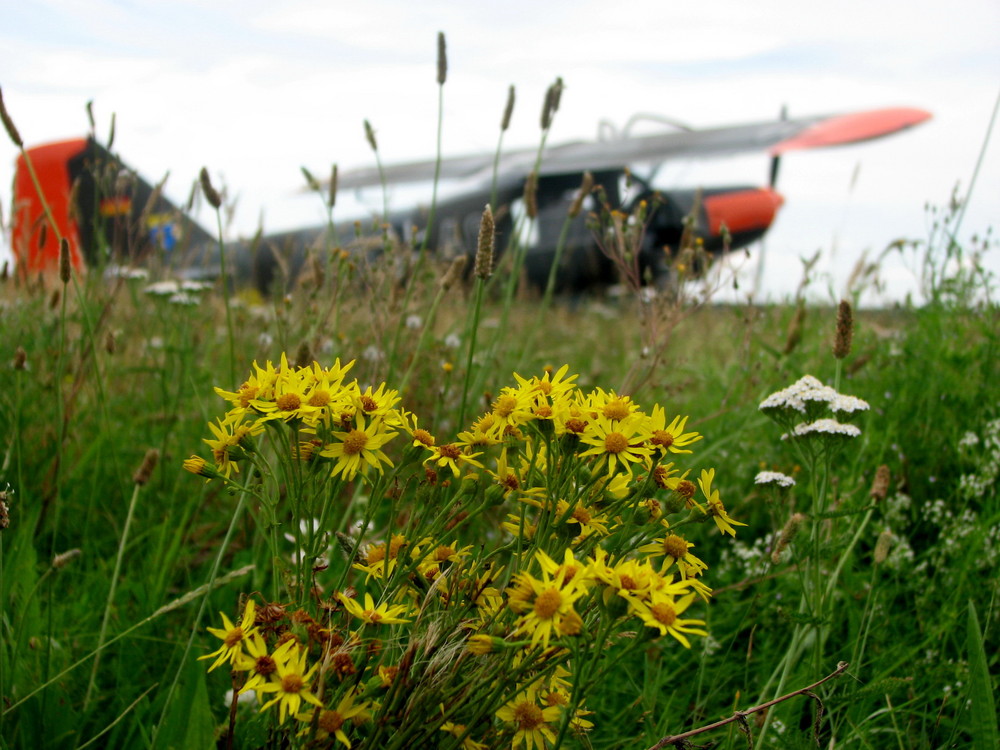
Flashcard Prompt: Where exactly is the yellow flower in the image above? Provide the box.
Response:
[440,720,489,750]
[466,634,499,655]
[250,354,323,424]
[507,568,586,649]
[496,688,561,750]
[631,590,707,647]
[295,689,371,748]
[199,599,257,672]
[423,443,484,478]
[234,632,279,700]
[257,640,323,724]
[584,387,640,422]
[354,382,401,420]
[637,523,708,579]
[214,359,278,415]
[647,405,702,455]
[183,455,220,479]
[320,413,397,480]
[338,592,411,626]
[203,415,262,478]
[578,414,652,477]
[486,386,536,438]
[698,468,746,536]
[553,498,611,539]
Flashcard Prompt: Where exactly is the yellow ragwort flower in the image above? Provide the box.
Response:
[338,592,411,626]
[256,639,323,724]
[199,599,257,672]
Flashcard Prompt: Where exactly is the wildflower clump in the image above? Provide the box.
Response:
[189,359,741,748]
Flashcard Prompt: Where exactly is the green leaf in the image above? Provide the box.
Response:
[966,600,998,750]
[155,656,217,750]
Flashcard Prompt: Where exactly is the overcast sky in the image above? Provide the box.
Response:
[2,0,998,304]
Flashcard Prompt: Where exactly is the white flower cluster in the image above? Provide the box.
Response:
[105,265,149,281]
[784,419,862,440]
[958,416,999,501]
[754,471,797,488]
[144,279,212,306]
[762,376,868,450]
[760,375,870,416]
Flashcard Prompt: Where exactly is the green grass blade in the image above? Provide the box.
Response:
[966,600,998,750]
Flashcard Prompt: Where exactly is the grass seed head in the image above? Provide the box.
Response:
[0,86,23,147]
[874,529,893,565]
[59,238,71,284]
[772,513,806,564]
[199,167,222,209]
[475,204,495,280]
[783,303,806,354]
[869,464,891,503]
[440,254,467,291]
[364,120,378,152]
[437,31,447,84]
[53,548,82,569]
[524,172,538,220]
[133,449,160,486]
[833,299,854,359]
[569,172,594,218]
[501,85,515,131]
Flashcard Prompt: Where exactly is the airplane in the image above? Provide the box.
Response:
[8,106,931,292]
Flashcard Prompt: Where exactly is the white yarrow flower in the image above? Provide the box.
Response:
[755,471,797,487]
[787,419,862,439]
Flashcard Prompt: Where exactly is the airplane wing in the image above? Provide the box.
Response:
[333,107,930,190]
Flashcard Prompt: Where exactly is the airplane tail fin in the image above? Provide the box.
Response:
[10,137,212,277]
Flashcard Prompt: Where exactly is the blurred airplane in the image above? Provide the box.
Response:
[9,106,930,291]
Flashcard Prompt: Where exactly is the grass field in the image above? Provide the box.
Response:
[1,82,998,749]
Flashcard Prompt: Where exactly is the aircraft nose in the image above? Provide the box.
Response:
[703,187,784,238]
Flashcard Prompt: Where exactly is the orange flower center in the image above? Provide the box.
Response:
[439,444,462,459]
[412,429,435,446]
[512,701,545,730]
[255,655,277,676]
[651,602,677,626]
[676,480,696,500]
[318,709,345,733]
[502,473,520,491]
[604,432,629,454]
[602,399,630,421]
[651,430,674,448]
[571,507,592,524]
[276,393,301,412]
[360,395,379,412]
[223,627,244,648]
[663,535,689,559]
[533,588,562,618]
[308,389,331,407]
[281,674,304,693]
[619,574,638,590]
[494,394,518,418]
[565,418,587,434]
[342,429,368,455]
